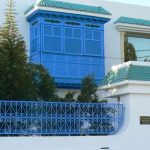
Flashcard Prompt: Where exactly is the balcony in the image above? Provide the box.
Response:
[0,100,123,136]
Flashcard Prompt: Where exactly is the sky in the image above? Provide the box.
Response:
[107,0,150,6]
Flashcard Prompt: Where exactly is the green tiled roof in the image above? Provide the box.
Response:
[25,0,111,16]
[101,63,150,87]
[114,16,150,27]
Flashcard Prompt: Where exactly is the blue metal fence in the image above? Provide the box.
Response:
[0,100,123,136]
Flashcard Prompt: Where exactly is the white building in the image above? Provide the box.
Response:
[1,0,150,72]
[0,1,150,150]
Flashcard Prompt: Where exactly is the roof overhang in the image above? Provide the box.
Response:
[115,23,150,34]
[25,6,112,21]
[99,61,150,98]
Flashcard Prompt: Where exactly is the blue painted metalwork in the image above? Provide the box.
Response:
[27,10,110,88]
[0,100,123,136]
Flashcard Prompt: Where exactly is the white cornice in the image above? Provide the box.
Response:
[100,80,150,98]
[112,61,150,69]
[115,23,150,34]
[100,80,150,90]
[25,6,112,19]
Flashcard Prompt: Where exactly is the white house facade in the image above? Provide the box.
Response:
[1,0,150,88]
[1,1,150,150]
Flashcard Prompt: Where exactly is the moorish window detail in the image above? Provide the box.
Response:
[43,25,62,53]
[84,29,102,56]
[85,24,100,28]
[65,22,80,26]
[32,20,38,26]
[64,27,82,54]
[31,27,38,52]
[44,19,61,24]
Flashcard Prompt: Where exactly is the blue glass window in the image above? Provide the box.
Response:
[53,27,61,36]
[74,29,81,38]
[34,28,38,36]
[43,25,62,53]
[44,36,61,52]
[31,27,38,52]
[64,28,82,54]
[31,38,38,52]
[84,30,101,56]
[65,39,81,54]
[85,30,92,38]
[65,28,72,37]
[44,26,52,35]
[93,31,101,40]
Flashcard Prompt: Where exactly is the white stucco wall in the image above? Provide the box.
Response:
[1,2,150,148]
[1,91,150,150]
[117,93,150,150]
[0,136,117,150]
[1,0,150,73]
[98,62,150,150]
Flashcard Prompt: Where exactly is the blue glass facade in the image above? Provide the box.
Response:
[27,10,110,88]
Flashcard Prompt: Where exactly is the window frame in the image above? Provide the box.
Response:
[84,28,103,56]
[64,26,83,55]
[30,25,39,53]
[43,24,63,53]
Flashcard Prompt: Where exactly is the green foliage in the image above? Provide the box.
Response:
[0,0,56,101]
[28,64,56,101]
[77,75,99,103]
[63,92,76,102]
[124,38,137,62]
[0,0,33,100]
[99,99,108,103]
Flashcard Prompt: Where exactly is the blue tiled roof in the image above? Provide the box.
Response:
[115,16,150,27]
[25,0,111,16]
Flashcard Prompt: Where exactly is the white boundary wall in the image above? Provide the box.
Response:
[0,1,150,148]
[0,136,117,150]
[1,83,150,150]
[1,91,150,150]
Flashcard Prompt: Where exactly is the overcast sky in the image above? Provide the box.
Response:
[106,0,150,6]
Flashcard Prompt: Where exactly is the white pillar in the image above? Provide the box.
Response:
[103,82,150,150]
[120,32,125,63]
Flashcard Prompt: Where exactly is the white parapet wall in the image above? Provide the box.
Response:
[0,136,117,150]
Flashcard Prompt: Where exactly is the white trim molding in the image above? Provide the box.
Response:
[25,6,112,19]
[115,23,150,34]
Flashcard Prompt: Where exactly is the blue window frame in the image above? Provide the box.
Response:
[64,27,82,54]
[42,24,103,56]
[84,29,102,56]
[43,25,62,53]
[31,26,38,52]
[28,10,110,88]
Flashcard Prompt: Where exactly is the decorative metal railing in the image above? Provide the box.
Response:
[0,100,123,136]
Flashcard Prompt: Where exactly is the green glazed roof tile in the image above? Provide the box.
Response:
[114,16,150,27]
[101,63,150,87]
[25,0,111,16]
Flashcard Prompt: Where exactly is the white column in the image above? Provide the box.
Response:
[120,32,126,63]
